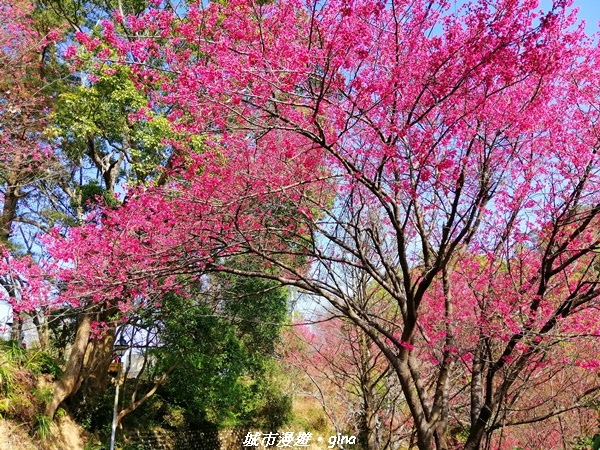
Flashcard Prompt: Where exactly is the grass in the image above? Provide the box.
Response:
[0,362,16,395]
[35,413,53,440]
[0,340,63,440]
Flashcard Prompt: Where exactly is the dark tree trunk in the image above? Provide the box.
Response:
[47,314,92,418]
[0,185,18,243]
[80,317,116,399]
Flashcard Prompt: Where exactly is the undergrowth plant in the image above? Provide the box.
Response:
[0,340,62,438]
[35,413,53,440]
[0,360,16,395]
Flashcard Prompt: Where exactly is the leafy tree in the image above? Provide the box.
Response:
[0,0,183,428]
[114,272,292,431]
[0,0,169,419]
[11,0,182,417]
[0,0,67,342]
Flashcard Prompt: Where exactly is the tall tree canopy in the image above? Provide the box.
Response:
[5,0,600,448]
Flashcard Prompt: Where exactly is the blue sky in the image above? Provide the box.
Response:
[546,0,600,35]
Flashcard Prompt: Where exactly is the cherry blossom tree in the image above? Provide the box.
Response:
[0,0,66,328]
[47,0,600,448]
[283,312,410,449]
[0,0,174,416]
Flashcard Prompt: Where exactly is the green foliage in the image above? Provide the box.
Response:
[0,341,62,378]
[36,0,150,31]
[119,443,153,450]
[51,64,173,183]
[0,342,63,437]
[33,386,53,405]
[286,398,330,434]
[31,351,62,378]
[0,341,27,364]
[155,298,260,428]
[83,442,107,450]
[252,374,293,430]
[216,271,289,355]
[593,434,600,450]
[0,362,16,395]
[123,270,292,431]
[571,434,600,450]
[34,413,53,440]
[162,405,185,428]
[71,180,121,212]
[74,388,114,432]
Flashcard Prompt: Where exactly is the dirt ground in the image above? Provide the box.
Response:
[0,416,87,450]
